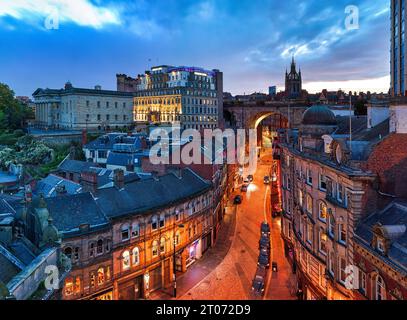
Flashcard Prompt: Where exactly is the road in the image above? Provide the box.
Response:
[179,160,296,300]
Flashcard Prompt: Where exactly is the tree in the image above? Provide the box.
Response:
[0,83,33,132]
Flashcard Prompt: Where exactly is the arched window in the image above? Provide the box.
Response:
[175,231,181,246]
[122,251,130,271]
[97,239,103,255]
[97,267,105,286]
[152,240,159,257]
[89,243,95,257]
[132,247,140,266]
[319,202,327,221]
[376,275,386,300]
[160,237,166,253]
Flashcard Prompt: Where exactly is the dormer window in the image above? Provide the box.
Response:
[377,238,385,254]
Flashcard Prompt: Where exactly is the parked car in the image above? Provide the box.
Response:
[241,184,249,192]
[247,175,254,182]
[252,266,266,296]
[259,235,271,251]
[261,221,270,237]
[263,176,270,184]
[233,195,242,205]
[258,248,270,268]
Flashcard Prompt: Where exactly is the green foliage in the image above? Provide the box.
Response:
[0,83,34,132]
[0,135,53,170]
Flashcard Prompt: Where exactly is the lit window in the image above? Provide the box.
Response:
[319,202,327,221]
[152,240,159,257]
[319,231,327,255]
[97,268,105,286]
[160,237,166,253]
[122,251,130,271]
[65,278,74,296]
[175,231,181,246]
[75,277,81,294]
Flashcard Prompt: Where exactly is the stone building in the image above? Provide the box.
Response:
[32,82,134,131]
[285,57,302,99]
[117,65,224,130]
[279,101,407,300]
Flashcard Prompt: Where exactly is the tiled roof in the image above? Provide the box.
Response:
[95,168,211,218]
[58,159,100,174]
[35,174,82,197]
[42,193,109,235]
[355,201,407,272]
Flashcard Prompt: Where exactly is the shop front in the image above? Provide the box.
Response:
[185,239,202,269]
[117,275,144,300]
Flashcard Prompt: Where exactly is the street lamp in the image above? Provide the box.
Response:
[173,218,185,298]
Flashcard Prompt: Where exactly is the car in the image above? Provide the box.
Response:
[252,266,266,296]
[247,175,254,182]
[258,249,270,268]
[259,235,271,251]
[261,222,270,237]
[263,176,270,184]
[240,184,249,192]
[233,195,242,204]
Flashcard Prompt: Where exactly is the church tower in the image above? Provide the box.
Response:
[285,57,302,98]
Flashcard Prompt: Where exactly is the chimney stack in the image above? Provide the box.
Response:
[80,171,98,194]
[113,169,125,189]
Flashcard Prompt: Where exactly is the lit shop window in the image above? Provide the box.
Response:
[97,268,105,286]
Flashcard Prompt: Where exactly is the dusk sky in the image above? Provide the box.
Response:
[0,0,390,97]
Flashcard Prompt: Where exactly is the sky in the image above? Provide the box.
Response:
[0,0,390,97]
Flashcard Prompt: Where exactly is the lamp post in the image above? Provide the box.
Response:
[173,218,184,298]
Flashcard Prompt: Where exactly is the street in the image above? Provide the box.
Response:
[179,159,296,300]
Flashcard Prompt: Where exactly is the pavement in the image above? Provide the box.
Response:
[176,160,297,300]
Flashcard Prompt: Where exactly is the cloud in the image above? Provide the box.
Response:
[0,0,120,29]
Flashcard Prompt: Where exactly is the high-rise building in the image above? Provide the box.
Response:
[117,66,224,131]
[391,0,406,96]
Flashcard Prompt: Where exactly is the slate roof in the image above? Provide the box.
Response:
[107,152,139,167]
[95,168,211,218]
[84,133,146,151]
[0,254,21,284]
[58,159,100,174]
[355,201,407,272]
[33,87,133,98]
[43,193,109,235]
[36,174,82,197]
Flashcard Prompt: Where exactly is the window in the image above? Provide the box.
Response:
[175,210,180,221]
[319,231,327,255]
[121,224,130,241]
[97,267,105,286]
[89,243,95,257]
[359,270,367,295]
[319,202,327,221]
[65,278,73,296]
[75,277,81,294]
[97,101,101,108]
[339,224,347,244]
[306,223,313,244]
[337,183,343,202]
[105,239,111,252]
[175,231,181,246]
[86,100,90,107]
[152,216,158,230]
[90,273,96,288]
[306,169,313,186]
[329,252,334,276]
[132,247,140,266]
[319,174,327,191]
[159,214,165,228]
[96,239,103,255]
[298,189,303,207]
[122,251,130,271]
[64,247,72,260]
[328,215,335,237]
[339,257,347,284]
[160,237,166,253]
[306,195,313,214]
[132,223,140,238]
[74,247,79,261]
[377,238,385,253]
[376,275,386,300]
[152,241,159,257]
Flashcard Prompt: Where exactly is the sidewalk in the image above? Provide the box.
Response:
[151,202,237,300]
